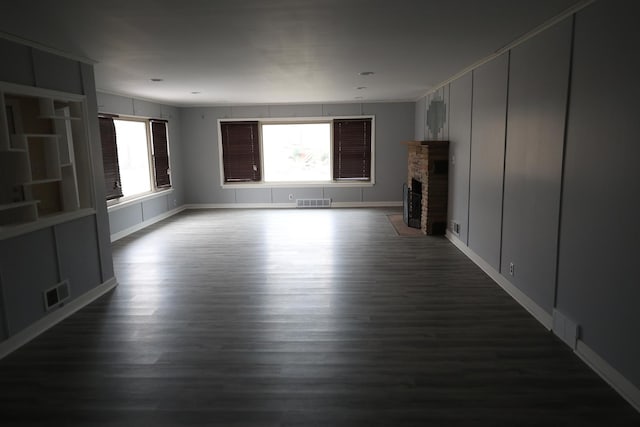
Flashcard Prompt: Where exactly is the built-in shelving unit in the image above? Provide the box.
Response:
[0,82,94,233]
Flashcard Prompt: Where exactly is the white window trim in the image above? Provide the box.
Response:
[104,114,173,206]
[107,187,174,212]
[217,115,375,189]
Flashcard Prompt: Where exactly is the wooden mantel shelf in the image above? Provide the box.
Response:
[401,140,450,147]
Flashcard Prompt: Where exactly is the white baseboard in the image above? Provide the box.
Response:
[445,231,640,414]
[110,206,186,242]
[575,340,640,412]
[445,231,553,330]
[0,277,118,360]
[183,201,402,210]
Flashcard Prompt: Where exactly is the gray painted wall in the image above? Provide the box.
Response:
[81,64,114,281]
[180,102,414,205]
[97,92,184,237]
[467,54,509,270]
[427,0,640,393]
[0,38,35,86]
[0,229,59,334]
[500,18,572,314]
[55,216,103,298]
[363,103,414,202]
[0,37,113,338]
[32,50,83,95]
[557,0,640,388]
[414,96,426,141]
[447,73,473,244]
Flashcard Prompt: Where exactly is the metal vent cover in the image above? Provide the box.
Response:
[44,280,70,311]
[296,198,331,208]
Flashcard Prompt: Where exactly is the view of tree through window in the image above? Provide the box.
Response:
[262,123,331,182]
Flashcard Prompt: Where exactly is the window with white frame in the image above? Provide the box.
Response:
[113,119,151,197]
[219,117,373,185]
[99,116,171,200]
[262,122,331,182]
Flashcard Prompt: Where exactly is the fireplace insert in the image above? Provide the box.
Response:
[403,179,422,229]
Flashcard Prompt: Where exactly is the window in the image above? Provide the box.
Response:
[99,117,122,200]
[262,123,331,182]
[333,118,372,181]
[113,119,151,197]
[99,116,171,200]
[220,121,261,182]
[219,117,373,186]
[151,121,171,188]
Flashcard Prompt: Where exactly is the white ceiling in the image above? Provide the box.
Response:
[0,0,582,106]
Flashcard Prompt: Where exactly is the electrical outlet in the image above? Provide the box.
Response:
[450,221,460,235]
[509,262,514,276]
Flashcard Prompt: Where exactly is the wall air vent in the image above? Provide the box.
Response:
[296,198,331,208]
[43,280,71,311]
[552,309,580,350]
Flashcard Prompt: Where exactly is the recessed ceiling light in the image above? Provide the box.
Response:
[359,71,375,76]
[356,86,367,90]
[150,78,164,82]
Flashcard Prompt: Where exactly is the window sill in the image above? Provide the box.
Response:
[107,188,174,212]
[220,181,374,189]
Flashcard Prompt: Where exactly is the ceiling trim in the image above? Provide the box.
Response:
[417,0,595,99]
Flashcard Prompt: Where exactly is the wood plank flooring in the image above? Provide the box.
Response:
[0,208,638,426]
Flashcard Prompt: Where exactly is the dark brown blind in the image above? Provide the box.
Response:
[333,118,372,181]
[151,120,171,188]
[220,121,261,182]
[99,117,123,200]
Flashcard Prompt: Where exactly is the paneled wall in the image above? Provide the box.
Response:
[467,54,509,271]
[556,0,640,391]
[447,73,472,244]
[180,102,414,206]
[422,0,640,401]
[96,92,184,240]
[500,19,572,314]
[0,38,114,342]
[1,229,59,335]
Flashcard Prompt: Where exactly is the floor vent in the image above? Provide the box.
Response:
[44,280,71,311]
[296,198,331,208]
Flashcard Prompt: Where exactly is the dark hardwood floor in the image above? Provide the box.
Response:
[0,208,638,426]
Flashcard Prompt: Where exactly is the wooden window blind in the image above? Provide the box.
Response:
[151,120,171,188]
[98,117,123,200]
[333,118,372,181]
[220,121,261,182]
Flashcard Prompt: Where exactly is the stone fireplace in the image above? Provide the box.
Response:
[403,140,449,235]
